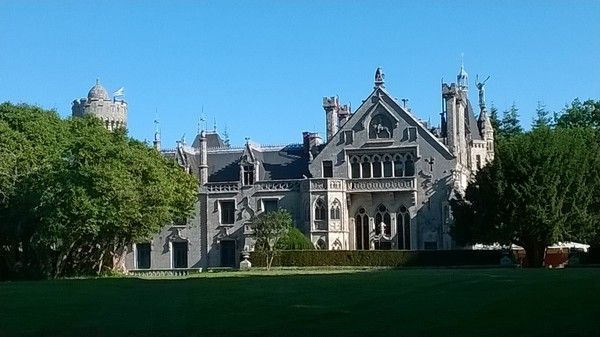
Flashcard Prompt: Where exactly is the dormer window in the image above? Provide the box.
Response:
[243,164,254,185]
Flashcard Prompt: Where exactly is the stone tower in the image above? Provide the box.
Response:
[72,79,128,131]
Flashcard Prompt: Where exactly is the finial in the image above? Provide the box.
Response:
[374,67,385,88]
[245,137,250,145]
[96,78,100,85]
[213,117,217,131]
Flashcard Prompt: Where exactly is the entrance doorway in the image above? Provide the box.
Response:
[220,240,236,268]
[172,241,188,268]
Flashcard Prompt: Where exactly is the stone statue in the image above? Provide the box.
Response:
[476,75,490,109]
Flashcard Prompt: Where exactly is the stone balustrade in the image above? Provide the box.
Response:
[347,177,416,192]
[204,182,239,193]
[255,180,301,192]
[128,268,202,277]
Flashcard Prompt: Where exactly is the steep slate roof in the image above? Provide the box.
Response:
[207,144,309,183]
[466,99,483,140]
[191,131,227,148]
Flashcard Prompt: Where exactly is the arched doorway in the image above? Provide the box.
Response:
[355,207,369,250]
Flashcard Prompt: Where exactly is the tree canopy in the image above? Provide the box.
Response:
[251,209,294,269]
[450,127,600,266]
[0,103,197,278]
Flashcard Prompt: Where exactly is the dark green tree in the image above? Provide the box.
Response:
[489,104,501,134]
[499,103,523,138]
[450,127,600,267]
[0,103,197,278]
[531,101,552,130]
[251,209,293,269]
[276,227,314,250]
[556,98,600,129]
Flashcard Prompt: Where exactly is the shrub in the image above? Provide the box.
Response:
[276,228,314,250]
[249,250,504,267]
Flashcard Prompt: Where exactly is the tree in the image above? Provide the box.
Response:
[0,103,197,278]
[556,98,600,129]
[499,103,523,138]
[251,209,293,270]
[276,227,314,250]
[531,101,552,130]
[489,104,501,134]
[450,127,600,267]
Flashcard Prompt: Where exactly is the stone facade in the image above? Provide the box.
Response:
[124,66,494,270]
[72,80,127,131]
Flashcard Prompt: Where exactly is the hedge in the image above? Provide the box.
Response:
[249,250,506,267]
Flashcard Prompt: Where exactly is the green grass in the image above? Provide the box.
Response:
[1,268,599,337]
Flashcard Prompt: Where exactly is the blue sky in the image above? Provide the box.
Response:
[1,1,599,148]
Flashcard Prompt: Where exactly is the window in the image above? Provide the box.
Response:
[172,242,188,268]
[136,243,151,269]
[314,198,327,221]
[374,204,391,237]
[361,157,371,178]
[404,154,415,176]
[263,199,278,213]
[242,164,254,185]
[316,239,327,250]
[355,208,369,250]
[322,161,333,178]
[397,206,411,250]
[476,155,482,170]
[394,155,404,177]
[383,155,393,177]
[372,156,382,178]
[330,199,341,220]
[220,200,235,224]
[351,157,360,178]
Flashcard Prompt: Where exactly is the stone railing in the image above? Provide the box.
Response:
[255,180,301,192]
[346,177,416,192]
[309,179,344,191]
[128,268,203,277]
[204,182,239,193]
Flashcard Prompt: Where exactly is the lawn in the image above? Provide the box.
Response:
[1,268,599,337]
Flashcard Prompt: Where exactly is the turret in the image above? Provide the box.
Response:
[323,96,339,141]
[198,130,208,185]
[153,119,161,151]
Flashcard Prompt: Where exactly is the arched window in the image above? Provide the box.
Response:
[355,207,369,250]
[361,157,371,178]
[404,154,415,176]
[397,205,411,250]
[374,204,391,237]
[394,155,404,177]
[372,156,382,178]
[316,239,327,250]
[330,199,341,220]
[383,155,393,177]
[351,156,360,178]
[314,198,327,221]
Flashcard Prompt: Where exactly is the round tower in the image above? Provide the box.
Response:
[72,79,128,131]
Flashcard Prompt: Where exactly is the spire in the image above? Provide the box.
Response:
[374,67,385,88]
[153,118,161,151]
[457,55,468,91]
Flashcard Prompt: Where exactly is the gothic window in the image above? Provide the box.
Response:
[316,239,327,250]
[219,200,235,224]
[404,154,415,176]
[355,207,369,250]
[372,156,382,178]
[361,157,371,178]
[322,160,333,178]
[242,164,255,185]
[394,155,404,177]
[330,199,341,220]
[397,205,411,250]
[136,243,151,269]
[369,114,393,139]
[314,198,327,221]
[351,156,360,178]
[374,204,391,237]
[383,155,393,177]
